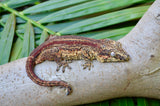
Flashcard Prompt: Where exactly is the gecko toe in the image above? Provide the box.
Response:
[57,60,72,72]
[82,61,93,70]
[56,65,61,71]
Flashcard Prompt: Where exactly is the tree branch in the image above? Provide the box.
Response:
[0,0,160,105]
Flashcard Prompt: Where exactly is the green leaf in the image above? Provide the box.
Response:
[10,38,23,61]
[108,35,126,41]
[148,99,160,106]
[90,26,134,40]
[0,31,2,38]
[16,20,82,34]
[59,5,149,34]
[86,101,109,106]
[0,3,55,35]
[22,0,89,14]
[117,98,134,106]
[1,12,52,24]
[20,22,35,57]
[6,0,39,9]
[39,0,145,23]
[110,98,134,106]
[77,26,133,41]
[38,30,49,45]
[137,98,149,106]
[0,14,15,65]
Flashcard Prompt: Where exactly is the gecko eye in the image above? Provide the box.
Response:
[110,52,115,57]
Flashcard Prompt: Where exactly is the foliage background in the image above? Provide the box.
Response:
[0,0,159,105]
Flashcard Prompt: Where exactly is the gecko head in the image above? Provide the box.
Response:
[97,39,130,62]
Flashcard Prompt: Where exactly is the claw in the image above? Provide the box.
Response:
[56,64,62,71]
[65,86,72,96]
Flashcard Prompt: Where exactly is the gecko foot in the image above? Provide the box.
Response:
[82,61,93,70]
[56,60,72,72]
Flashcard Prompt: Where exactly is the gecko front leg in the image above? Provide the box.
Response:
[82,61,94,70]
[81,47,95,70]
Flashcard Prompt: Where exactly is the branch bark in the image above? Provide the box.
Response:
[1,0,160,105]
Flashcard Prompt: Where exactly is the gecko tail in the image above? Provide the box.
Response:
[26,56,72,95]
[46,80,72,95]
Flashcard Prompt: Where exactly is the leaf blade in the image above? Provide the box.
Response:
[20,22,35,58]
[39,0,145,23]
[0,13,15,65]
[90,26,134,40]
[22,0,88,14]
[137,98,149,106]
[10,38,23,61]
[59,5,149,34]
[6,0,39,9]
[38,30,49,45]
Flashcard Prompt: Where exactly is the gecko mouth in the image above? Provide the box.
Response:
[115,54,130,61]
[120,54,130,61]
[125,54,130,61]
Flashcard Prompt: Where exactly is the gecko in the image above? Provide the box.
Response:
[26,35,129,95]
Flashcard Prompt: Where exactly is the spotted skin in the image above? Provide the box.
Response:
[26,35,129,95]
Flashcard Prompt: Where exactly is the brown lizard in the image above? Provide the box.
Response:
[26,35,129,95]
